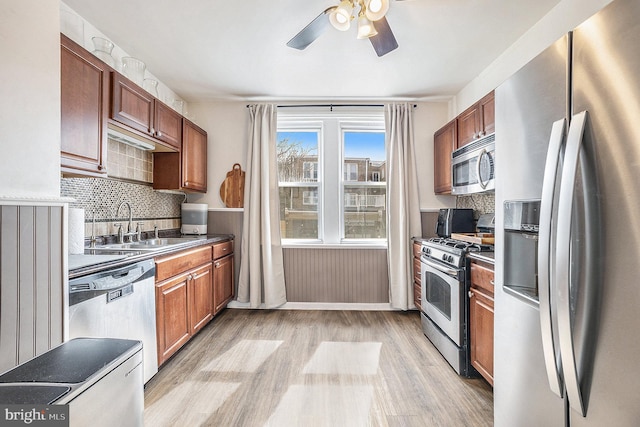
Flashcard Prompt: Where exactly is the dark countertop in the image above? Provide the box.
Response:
[0,338,141,404]
[468,251,495,264]
[69,234,234,279]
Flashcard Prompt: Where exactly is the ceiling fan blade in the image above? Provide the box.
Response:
[369,16,398,57]
[287,7,336,50]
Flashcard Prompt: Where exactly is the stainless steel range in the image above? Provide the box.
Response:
[419,237,492,376]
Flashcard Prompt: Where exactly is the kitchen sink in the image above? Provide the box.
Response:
[90,237,203,252]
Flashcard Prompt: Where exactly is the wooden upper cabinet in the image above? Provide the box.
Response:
[456,105,480,149]
[456,90,495,149]
[154,100,182,150]
[434,119,456,194]
[182,119,208,192]
[111,73,154,135]
[60,34,109,176]
[479,91,495,136]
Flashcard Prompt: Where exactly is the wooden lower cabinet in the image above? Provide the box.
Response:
[213,254,234,315]
[412,242,422,310]
[156,273,191,364]
[155,240,234,366]
[190,263,214,334]
[469,260,495,385]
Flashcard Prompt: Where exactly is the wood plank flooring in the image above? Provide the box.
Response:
[144,310,493,426]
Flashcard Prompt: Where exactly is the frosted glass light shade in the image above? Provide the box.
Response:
[333,0,354,26]
[356,15,378,39]
[330,8,351,31]
[365,0,389,21]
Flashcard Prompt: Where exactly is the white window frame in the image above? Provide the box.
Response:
[278,109,385,247]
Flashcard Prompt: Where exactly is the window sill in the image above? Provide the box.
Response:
[281,242,387,250]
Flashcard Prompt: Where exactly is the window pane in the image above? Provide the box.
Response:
[277,132,318,183]
[279,186,319,239]
[343,131,386,239]
[277,131,320,239]
[344,132,385,182]
[343,185,386,239]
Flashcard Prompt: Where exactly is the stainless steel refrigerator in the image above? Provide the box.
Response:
[494,0,640,425]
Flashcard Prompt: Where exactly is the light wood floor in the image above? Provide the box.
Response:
[144,310,493,426]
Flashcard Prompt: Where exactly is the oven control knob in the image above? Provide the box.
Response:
[442,254,447,261]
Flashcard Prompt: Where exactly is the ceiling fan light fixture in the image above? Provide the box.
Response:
[330,0,354,31]
[365,0,389,21]
[356,13,378,39]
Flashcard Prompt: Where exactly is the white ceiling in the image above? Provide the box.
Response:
[63,0,561,102]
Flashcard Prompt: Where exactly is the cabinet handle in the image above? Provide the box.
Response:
[490,280,495,285]
[184,181,190,186]
[97,164,105,171]
[215,262,220,268]
[468,290,474,298]
[157,131,163,138]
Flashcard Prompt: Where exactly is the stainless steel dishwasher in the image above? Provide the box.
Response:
[69,259,158,384]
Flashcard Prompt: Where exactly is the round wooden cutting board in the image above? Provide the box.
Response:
[219,163,245,208]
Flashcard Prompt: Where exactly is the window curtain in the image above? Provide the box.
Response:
[385,103,422,310]
[237,104,287,309]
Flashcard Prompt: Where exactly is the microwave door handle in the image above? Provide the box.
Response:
[556,111,588,417]
[538,118,567,398]
[476,149,489,189]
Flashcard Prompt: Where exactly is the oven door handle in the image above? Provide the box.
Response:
[421,257,459,277]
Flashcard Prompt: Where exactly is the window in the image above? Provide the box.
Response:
[303,162,318,181]
[344,163,358,181]
[277,110,386,244]
[342,131,386,240]
[303,190,318,205]
[277,130,320,239]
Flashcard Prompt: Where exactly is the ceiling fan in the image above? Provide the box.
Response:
[287,0,406,57]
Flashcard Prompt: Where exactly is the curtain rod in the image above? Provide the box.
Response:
[245,103,417,110]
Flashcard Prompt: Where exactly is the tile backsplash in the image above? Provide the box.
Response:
[456,192,495,218]
[61,177,184,238]
[106,139,153,183]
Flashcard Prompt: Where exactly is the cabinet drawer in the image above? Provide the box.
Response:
[213,240,233,260]
[413,283,422,309]
[470,262,494,296]
[413,257,422,283]
[412,242,422,258]
[156,245,212,282]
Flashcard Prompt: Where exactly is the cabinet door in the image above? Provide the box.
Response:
[213,254,234,315]
[154,101,182,150]
[469,287,494,385]
[479,91,495,136]
[456,103,480,148]
[190,263,214,334]
[111,73,154,135]
[182,119,208,192]
[156,274,190,365]
[60,34,109,175]
[433,119,456,194]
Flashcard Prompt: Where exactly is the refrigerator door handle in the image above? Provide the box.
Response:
[538,118,566,398]
[556,110,588,417]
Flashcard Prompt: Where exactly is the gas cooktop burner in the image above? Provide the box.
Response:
[426,237,493,252]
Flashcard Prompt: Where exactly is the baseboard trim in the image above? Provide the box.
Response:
[227,301,399,311]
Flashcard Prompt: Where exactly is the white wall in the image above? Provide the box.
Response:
[0,0,61,199]
[185,101,455,211]
[186,101,248,209]
[455,0,614,114]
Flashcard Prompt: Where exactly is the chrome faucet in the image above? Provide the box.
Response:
[115,201,136,243]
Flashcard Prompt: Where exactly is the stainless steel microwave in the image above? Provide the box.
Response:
[451,133,495,195]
